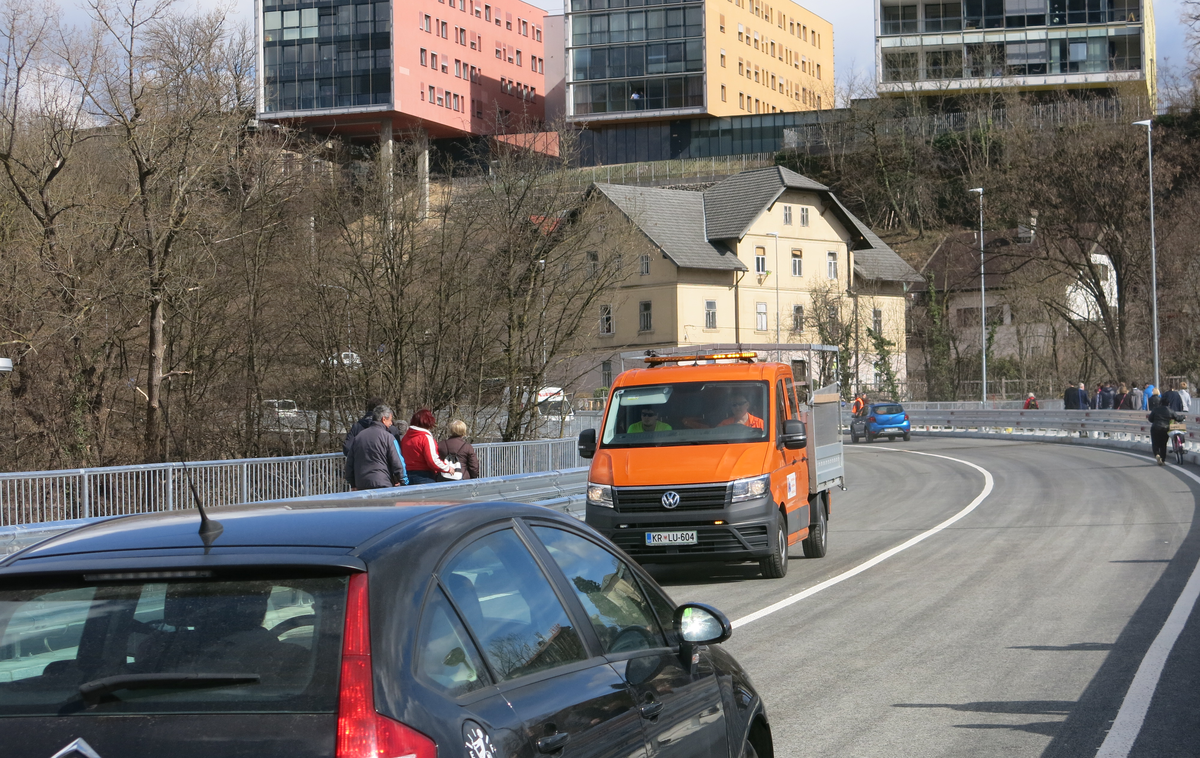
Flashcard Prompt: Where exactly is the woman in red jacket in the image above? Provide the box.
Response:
[400,409,458,484]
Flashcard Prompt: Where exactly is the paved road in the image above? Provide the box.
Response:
[643,437,1200,758]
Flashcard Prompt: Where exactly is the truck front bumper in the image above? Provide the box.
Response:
[586,492,776,564]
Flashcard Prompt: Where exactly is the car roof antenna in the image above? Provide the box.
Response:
[165,412,223,551]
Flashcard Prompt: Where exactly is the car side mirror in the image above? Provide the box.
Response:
[578,428,597,459]
[782,419,807,450]
[674,603,732,669]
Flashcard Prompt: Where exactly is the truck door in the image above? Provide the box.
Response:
[779,378,807,537]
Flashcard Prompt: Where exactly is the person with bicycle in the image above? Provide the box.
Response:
[1148,401,1186,466]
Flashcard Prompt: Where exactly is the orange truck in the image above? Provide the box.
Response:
[577,350,845,578]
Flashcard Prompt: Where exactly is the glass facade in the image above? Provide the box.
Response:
[878,0,1144,84]
[262,0,392,112]
[567,0,705,116]
[578,111,815,164]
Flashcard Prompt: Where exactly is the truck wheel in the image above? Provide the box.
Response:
[760,510,789,579]
[802,494,828,558]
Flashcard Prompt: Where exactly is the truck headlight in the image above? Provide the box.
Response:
[731,474,770,503]
[587,483,614,508]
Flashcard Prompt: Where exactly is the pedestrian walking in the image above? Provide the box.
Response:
[1023,392,1039,410]
[1077,382,1090,410]
[1131,384,1144,411]
[1180,381,1192,412]
[401,409,459,484]
[1148,387,1162,410]
[344,396,405,458]
[1113,383,1132,410]
[1162,383,1185,413]
[1064,383,1080,410]
[345,404,408,489]
[439,420,481,480]
[1143,383,1155,410]
[1148,401,1185,465]
[1100,383,1115,410]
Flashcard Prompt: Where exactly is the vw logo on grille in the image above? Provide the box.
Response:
[661,491,681,509]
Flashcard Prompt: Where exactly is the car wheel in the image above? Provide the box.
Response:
[802,494,828,559]
[903,431,912,442]
[851,431,859,443]
[760,509,789,579]
[741,738,760,758]
[866,431,874,443]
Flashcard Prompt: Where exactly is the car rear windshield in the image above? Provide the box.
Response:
[873,405,903,415]
[601,381,769,448]
[0,573,347,716]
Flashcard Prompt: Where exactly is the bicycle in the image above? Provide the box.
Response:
[1169,427,1186,465]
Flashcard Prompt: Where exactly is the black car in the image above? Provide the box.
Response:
[0,500,773,758]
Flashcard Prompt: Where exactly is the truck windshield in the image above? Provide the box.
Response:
[600,381,769,448]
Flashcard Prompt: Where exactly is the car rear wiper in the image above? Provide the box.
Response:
[78,673,261,704]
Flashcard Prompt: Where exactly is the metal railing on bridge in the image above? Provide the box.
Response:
[0,437,583,527]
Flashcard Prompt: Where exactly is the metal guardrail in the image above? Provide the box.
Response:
[906,409,1200,453]
[0,438,584,528]
[0,467,589,557]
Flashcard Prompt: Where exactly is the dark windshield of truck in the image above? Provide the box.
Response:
[600,381,769,448]
[0,574,346,716]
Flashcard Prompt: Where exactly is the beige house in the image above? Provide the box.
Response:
[583,166,921,393]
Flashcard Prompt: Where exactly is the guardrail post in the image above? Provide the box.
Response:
[519,444,525,474]
[241,462,250,504]
[304,458,311,497]
[80,471,90,520]
[167,467,174,511]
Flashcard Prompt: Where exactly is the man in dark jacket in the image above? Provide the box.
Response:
[1161,384,1185,413]
[1148,403,1186,465]
[1064,384,1079,410]
[344,396,406,458]
[345,405,409,488]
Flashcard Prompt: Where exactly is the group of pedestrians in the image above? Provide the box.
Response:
[1062,380,1193,412]
[342,397,481,490]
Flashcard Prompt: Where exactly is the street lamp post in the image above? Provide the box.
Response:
[1134,119,1161,389]
[766,232,780,362]
[969,187,987,406]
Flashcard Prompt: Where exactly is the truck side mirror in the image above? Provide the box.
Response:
[578,428,597,459]
[782,419,807,450]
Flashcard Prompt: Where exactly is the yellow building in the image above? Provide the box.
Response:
[586,167,921,394]
[565,0,834,122]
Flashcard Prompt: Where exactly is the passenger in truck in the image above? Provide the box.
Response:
[719,395,764,429]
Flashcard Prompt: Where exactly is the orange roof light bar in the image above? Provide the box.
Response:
[644,351,759,365]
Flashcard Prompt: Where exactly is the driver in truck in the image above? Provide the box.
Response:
[719,394,764,429]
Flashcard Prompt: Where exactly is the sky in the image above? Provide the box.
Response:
[64,0,1192,97]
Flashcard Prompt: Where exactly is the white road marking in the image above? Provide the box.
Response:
[1092,449,1200,758]
[731,448,994,628]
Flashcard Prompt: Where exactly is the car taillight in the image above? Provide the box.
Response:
[337,573,437,758]
[904,414,909,421]
[868,416,876,423]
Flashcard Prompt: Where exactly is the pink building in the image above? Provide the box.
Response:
[257,0,548,141]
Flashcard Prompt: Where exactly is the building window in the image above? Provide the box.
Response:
[601,360,613,387]
[783,205,792,225]
[721,50,727,67]
[826,251,838,279]
[800,207,809,226]
[791,250,802,276]
[421,48,427,65]
[705,300,717,329]
[639,301,653,332]
[423,14,431,31]
[484,4,490,21]
[739,92,745,108]
[535,28,541,41]
[721,85,726,101]
[755,246,767,274]
[599,304,614,335]
[756,302,768,331]
[792,304,804,333]
[516,50,522,66]
[639,254,651,275]
[720,14,725,32]
[588,251,600,275]
[872,308,883,335]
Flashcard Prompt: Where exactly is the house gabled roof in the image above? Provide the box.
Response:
[590,168,920,284]
[702,166,827,240]
[592,183,746,271]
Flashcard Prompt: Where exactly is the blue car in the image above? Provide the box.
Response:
[850,402,912,443]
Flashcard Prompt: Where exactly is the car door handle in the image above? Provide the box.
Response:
[536,732,570,753]
[639,700,665,719]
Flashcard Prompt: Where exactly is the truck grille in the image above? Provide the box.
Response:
[612,485,730,513]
